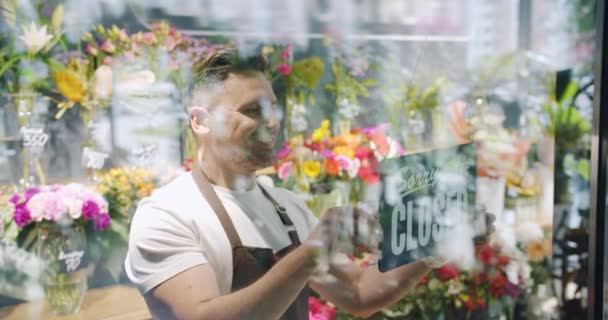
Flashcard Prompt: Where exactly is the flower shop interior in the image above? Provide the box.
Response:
[0,0,607,319]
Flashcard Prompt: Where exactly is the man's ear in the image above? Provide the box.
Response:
[188,106,210,134]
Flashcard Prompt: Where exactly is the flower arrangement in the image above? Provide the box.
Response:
[383,244,525,320]
[309,296,337,320]
[87,167,156,283]
[325,53,376,132]
[8,184,110,232]
[96,167,156,219]
[275,121,403,193]
[263,44,325,136]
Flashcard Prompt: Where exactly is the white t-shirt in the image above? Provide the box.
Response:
[124,172,318,295]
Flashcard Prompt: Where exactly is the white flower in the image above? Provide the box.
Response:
[516,221,544,245]
[64,198,83,219]
[447,279,464,295]
[19,22,53,55]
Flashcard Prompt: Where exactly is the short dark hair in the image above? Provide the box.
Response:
[190,47,269,93]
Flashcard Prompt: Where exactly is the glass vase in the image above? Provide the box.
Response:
[5,91,48,188]
[36,222,88,315]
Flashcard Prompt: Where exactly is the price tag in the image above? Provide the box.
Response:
[82,147,108,169]
[132,144,158,166]
[20,127,49,148]
[57,250,86,273]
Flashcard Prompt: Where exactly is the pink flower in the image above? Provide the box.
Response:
[335,155,352,170]
[102,56,113,65]
[308,297,336,320]
[141,32,155,45]
[277,162,294,181]
[280,45,292,60]
[13,203,31,227]
[320,149,334,159]
[278,63,292,76]
[93,213,111,231]
[277,146,292,160]
[43,192,67,221]
[118,28,129,42]
[86,43,98,56]
[9,194,20,206]
[100,39,116,53]
[82,200,100,220]
[27,192,49,222]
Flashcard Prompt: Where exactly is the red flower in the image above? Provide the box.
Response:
[418,275,429,286]
[476,297,486,309]
[489,274,507,298]
[435,263,459,281]
[477,244,496,266]
[472,272,486,285]
[497,255,510,267]
[464,298,476,311]
[358,164,379,184]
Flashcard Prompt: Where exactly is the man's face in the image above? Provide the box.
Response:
[200,72,281,173]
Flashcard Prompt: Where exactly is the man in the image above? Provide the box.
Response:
[125,48,477,320]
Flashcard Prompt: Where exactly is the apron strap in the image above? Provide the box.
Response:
[257,182,301,246]
[192,166,243,248]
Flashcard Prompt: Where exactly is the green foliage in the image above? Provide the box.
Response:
[325,58,376,105]
[542,81,590,147]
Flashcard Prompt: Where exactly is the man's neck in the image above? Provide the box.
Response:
[198,156,257,191]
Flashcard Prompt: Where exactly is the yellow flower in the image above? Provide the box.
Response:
[526,240,549,262]
[302,161,321,178]
[55,70,85,103]
[312,120,331,143]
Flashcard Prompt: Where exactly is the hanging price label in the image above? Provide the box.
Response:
[58,250,86,273]
[132,144,158,165]
[20,127,49,148]
[82,147,108,169]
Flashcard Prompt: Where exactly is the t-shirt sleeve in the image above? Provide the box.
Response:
[125,199,207,294]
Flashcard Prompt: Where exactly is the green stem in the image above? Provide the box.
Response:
[0,54,25,79]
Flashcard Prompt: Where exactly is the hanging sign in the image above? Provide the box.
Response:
[378,143,480,272]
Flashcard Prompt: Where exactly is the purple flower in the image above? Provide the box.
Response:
[25,187,40,201]
[93,213,111,231]
[505,280,522,297]
[82,200,100,220]
[13,204,31,227]
[9,194,20,205]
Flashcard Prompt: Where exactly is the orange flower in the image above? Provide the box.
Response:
[324,158,340,176]
[526,240,548,262]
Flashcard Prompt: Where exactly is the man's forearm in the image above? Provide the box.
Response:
[194,244,317,320]
[312,259,431,318]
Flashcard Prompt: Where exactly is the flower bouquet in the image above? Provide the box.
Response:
[382,243,526,320]
[89,167,156,284]
[7,184,110,315]
[275,120,403,217]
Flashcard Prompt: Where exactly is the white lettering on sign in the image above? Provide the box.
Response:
[58,250,84,272]
[396,167,439,197]
[20,127,49,148]
[82,147,108,169]
[390,191,468,256]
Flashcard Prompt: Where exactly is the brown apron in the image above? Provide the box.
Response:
[192,167,309,320]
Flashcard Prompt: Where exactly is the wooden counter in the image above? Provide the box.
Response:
[0,285,151,320]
